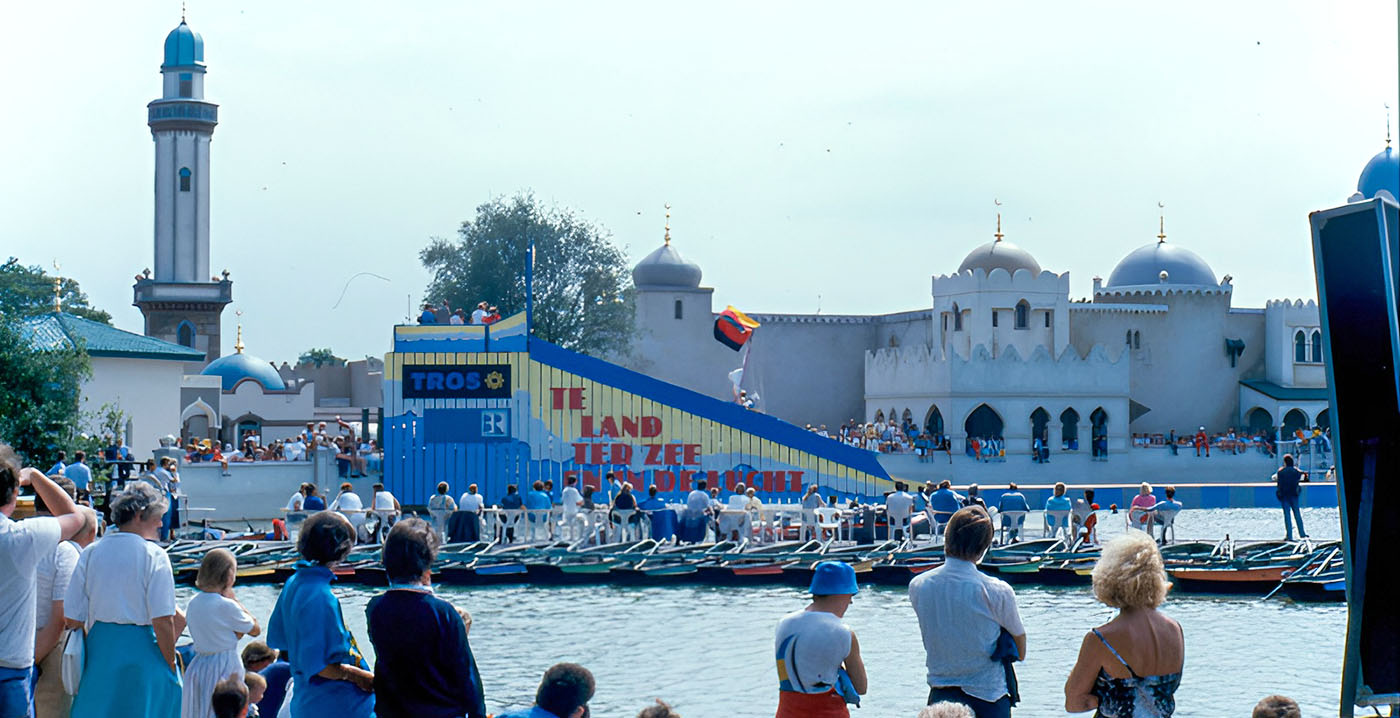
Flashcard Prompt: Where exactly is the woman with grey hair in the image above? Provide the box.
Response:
[65,482,184,717]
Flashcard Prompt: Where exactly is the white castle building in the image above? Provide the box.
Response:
[622,148,1400,457]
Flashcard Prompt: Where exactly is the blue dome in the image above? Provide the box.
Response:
[163,21,205,68]
[1357,146,1399,200]
[1106,241,1217,288]
[201,352,285,392]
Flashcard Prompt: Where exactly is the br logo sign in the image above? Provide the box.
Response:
[402,364,511,399]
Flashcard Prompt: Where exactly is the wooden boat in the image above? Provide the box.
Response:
[1168,540,1319,593]
[1276,543,1345,602]
[611,542,736,582]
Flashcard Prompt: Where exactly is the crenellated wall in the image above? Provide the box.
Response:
[1264,299,1325,388]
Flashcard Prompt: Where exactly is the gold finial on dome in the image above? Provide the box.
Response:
[993,198,1004,242]
[234,310,245,354]
[1387,103,1392,147]
[664,204,671,245]
[1157,202,1167,244]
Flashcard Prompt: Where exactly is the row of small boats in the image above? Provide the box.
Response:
[165,533,1345,602]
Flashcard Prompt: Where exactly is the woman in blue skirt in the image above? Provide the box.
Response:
[65,482,183,718]
[268,511,375,718]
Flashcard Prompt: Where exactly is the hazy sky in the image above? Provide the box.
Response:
[2,2,1396,362]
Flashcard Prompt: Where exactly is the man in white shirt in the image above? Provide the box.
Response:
[458,483,485,513]
[727,482,750,511]
[371,483,400,513]
[286,484,307,512]
[0,451,84,718]
[909,507,1025,713]
[559,476,584,539]
[470,301,489,324]
[33,494,97,717]
[885,482,916,542]
[285,436,307,462]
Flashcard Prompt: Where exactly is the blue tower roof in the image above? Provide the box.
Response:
[163,21,205,68]
[201,351,286,392]
[1106,241,1217,288]
[1357,146,1399,201]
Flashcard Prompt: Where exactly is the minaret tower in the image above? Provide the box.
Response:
[133,14,231,363]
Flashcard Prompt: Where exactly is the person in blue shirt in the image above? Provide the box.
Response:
[64,450,92,495]
[46,450,66,478]
[524,480,553,537]
[497,663,594,718]
[1044,482,1073,538]
[418,303,438,324]
[637,484,666,511]
[304,486,327,512]
[1150,486,1184,545]
[367,518,486,718]
[996,483,1031,542]
[500,484,524,509]
[927,480,963,521]
[267,512,375,718]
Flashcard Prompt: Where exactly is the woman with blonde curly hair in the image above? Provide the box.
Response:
[1065,530,1183,717]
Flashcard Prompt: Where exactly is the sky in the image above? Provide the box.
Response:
[1,1,1396,363]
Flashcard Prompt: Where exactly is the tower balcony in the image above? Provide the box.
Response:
[133,278,232,310]
[147,99,218,133]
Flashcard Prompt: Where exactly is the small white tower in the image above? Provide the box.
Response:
[134,16,231,362]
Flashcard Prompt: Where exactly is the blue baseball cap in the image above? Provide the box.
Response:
[809,560,859,596]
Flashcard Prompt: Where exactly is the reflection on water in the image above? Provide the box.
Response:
[201,508,1347,717]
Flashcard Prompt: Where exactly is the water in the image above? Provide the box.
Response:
[198,508,1347,717]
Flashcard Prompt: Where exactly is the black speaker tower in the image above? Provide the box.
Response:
[1310,197,1400,714]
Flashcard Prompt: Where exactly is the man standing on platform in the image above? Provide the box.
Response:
[1273,454,1308,541]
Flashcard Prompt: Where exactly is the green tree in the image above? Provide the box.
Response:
[298,347,345,367]
[420,193,634,356]
[0,257,112,324]
[0,316,91,465]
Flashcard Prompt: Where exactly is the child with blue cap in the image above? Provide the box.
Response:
[773,561,868,717]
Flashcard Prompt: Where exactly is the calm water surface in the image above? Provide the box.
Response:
[200,508,1347,717]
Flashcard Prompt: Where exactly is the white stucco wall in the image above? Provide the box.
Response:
[1264,299,1325,388]
[83,357,187,459]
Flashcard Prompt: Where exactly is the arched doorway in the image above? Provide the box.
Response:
[925,406,945,441]
[964,404,1004,454]
[1315,409,1330,430]
[873,410,885,424]
[901,408,914,434]
[1245,407,1273,434]
[1030,407,1049,443]
[1282,408,1309,437]
[1090,407,1109,458]
[1060,407,1080,451]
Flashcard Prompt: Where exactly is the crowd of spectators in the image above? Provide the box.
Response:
[1,445,1318,718]
[418,299,502,326]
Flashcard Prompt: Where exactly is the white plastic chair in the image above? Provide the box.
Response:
[1126,506,1153,531]
[525,509,553,542]
[611,508,638,543]
[1044,509,1071,540]
[371,509,399,543]
[998,510,1028,544]
[925,508,956,545]
[496,509,523,544]
[815,508,843,543]
[1155,506,1180,544]
[888,509,913,546]
[799,508,818,542]
[428,507,452,541]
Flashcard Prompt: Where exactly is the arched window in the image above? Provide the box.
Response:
[1060,407,1080,450]
[1310,330,1323,363]
[673,299,683,320]
[1133,331,1141,350]
[1294,330,1307,362]
[1125,330,1132,346]
[963,404,1004,454]
[942,314,948,331]
[991,310,998,328]
[1014,300,1030,329]
[924,405,945,439]
[179,167,191,192]
[953,304,963,331]
[176,321,195,348]
[178,72,193,98]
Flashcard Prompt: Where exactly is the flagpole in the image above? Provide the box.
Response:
[525,234,535,343]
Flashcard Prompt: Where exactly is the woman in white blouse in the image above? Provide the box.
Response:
[65,483,185,718]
